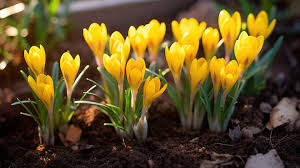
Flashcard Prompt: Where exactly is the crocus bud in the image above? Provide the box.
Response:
[218,10,241,61]
[128,26,148,59]
[147,19,166,61]
[165,42,185,83]
[126,58,146,91]
[60,52,80,96]
[189,58,209,93]
[172,18,206,42]
[24,45,46,77]
[247,10,276,39]
[220,60,241,93]
[209,56,226,92]
[83,23,107,67]
[202,27,220,61]
[28,74,54,109]
[234,31,264,70]
[103,52,126,83]
[143,76,167,108]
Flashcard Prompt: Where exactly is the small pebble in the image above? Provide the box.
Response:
[260,102,272,114]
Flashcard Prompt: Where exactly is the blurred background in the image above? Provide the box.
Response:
[0,0,299,101]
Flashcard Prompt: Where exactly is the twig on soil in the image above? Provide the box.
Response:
[213,143,234,147]
[122,138,127,148]
[274,134,300,148]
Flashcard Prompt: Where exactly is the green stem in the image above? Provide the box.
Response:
[48,107,55,145]
[118,81,124,110]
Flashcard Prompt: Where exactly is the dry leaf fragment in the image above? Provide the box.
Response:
[266,97,300,130]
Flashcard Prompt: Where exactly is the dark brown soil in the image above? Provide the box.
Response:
[0,74,300,168]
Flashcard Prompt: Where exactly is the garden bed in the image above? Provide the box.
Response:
[0,69,299,167]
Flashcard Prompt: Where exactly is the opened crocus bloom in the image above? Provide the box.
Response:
[83,23,107,67]
[28,74,54,110]
[128,25,148,59]
[126,58,146,91]
[143,76,167,108]
[109,31,131,60]
[103,52,126,84]
[165,42,185,83]
[172,18,206,42]
[220,60,241,93]
[247,10,276,39]
[218,9,241,62]
[202,27,220,60]
[24,45,46,77]
[180,32,199,72]
[147,19,166,62]
[189,58,209,93]
[209,56,226,93]
[60,52,80,96]
[234,31,264,70]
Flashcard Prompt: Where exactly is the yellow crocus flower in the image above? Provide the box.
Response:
[180,32,199,72]
[109,31,131,61]
[247,10,276,39]
[209,56,226,92]
[165,42,185,83]
[234,31,264,70]
[202,27,220,61]
[103,52,126,83]
[218,9,241,62]
[172,18,207,42]
[83,23,107,67]
[189,58,209,93]
[60,52,80,96]
[24,45,46,77]
[126,58,146,91]
[143,76,167,108]
[220,60,241,93]
[28,74,54,109]
[147,19,166,61]
[128,25,148,59]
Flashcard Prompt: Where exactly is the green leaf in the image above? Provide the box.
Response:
[17,98,41,127]
[71,65,89,94]
[104,123,127,132]
[51,62,59,88]
[86,78,111,98]
[199,84,212,119]
[75,100,122,125]
[49,0,61,17]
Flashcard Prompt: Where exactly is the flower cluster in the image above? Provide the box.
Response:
[15,45,89,145]
[15,9,282,145]
[79,20,167,141]
[161,9,278,132]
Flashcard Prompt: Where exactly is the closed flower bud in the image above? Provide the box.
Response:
[218,10,241,60]
[202,27,220,60]
[220,60,241,93]
[24,45,46,77]
[126,58,146,91]
[180,32,199,71]
[172,18,206,42]
[247,10,276,39]
[234,31,264,69]
[189,58,209,93]
[128,26,148,59]
[103,52,126,83]
[147,19,166,60]
[165,42,185,82]
[143,76,167,108]
[28,74,54,109]
[209,56,226,92]
[83,23,107,67]
[109,31,131,61]
[60,52,80,95]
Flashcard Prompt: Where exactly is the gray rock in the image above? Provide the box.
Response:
[245,149,284,168]
[260,102,272,114]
